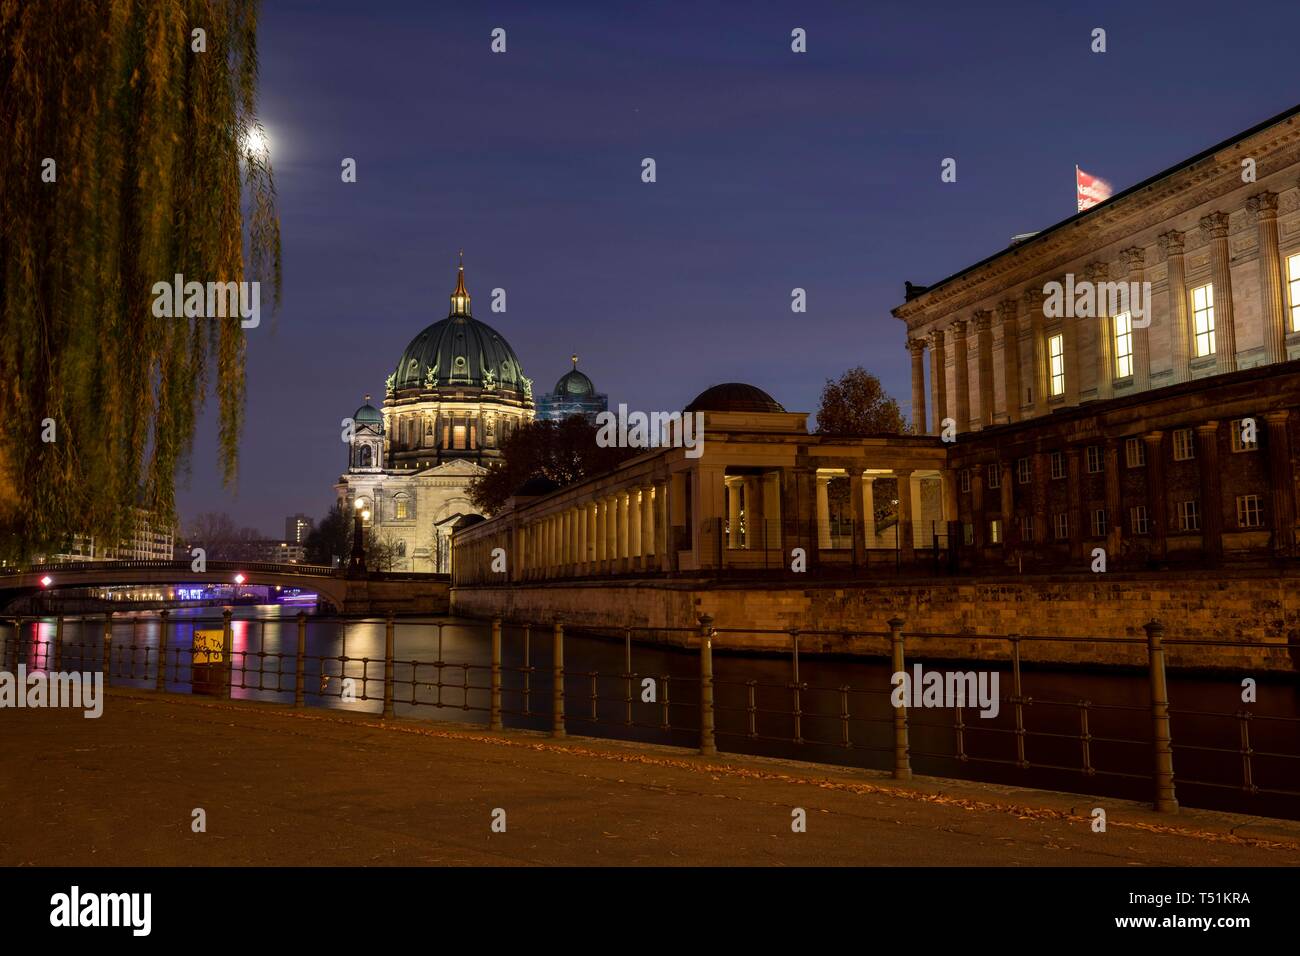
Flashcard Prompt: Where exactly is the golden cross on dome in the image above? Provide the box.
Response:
[571,353,579,368]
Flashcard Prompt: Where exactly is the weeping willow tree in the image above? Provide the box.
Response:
[0,0,280,561]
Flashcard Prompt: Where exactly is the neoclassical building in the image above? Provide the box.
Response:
[336,258,535,572]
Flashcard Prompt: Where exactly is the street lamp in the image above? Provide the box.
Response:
[348,497,369,576]
[40,575,52,588]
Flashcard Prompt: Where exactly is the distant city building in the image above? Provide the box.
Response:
[285,513,314,545]
[231,540,306,564]
[39,508,175,562]
[536,354,608,422]
[336,256,535,573]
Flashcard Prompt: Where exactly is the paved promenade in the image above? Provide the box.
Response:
[3,690,1299,866]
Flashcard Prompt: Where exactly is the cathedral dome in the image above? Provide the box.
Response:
[685,382,785,414]
[389,259,529,396]
[353,397,382,425]
[553,354,595,397]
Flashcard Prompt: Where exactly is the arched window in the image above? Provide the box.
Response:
[393,493,411,520]
[359,445,373,468]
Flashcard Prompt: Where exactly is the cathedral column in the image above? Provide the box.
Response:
[1144,431,1168,562]
[951,319,971,432]
[974,310,995,429]
[629,487,643,570]
[997,300,1021,424]
[1122,246,1151,391]
[654,479,671,571]
[1249,192,1288,366]
[1159,231,1191,384]
[927,329,948,436]
[908,338,927,435]
[1026,288,1050,417]
[1200,212,1238,374]
[1266,411,1295,557]
[1091,262,1115,401]
[1196,422,1223,564]
[815,475,832,550]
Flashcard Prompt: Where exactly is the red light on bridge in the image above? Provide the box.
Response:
[234,573,246,585]
[40,575,53,588]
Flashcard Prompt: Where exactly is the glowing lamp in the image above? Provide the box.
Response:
[40,575,52,588]
[234,573,246,585]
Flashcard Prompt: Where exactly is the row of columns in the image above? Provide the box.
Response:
[514,481,671,580]
[906,189,1293,436]
[962,411,1294,563]
[812,470,944,552]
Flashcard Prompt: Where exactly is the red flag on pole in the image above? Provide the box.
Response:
[1076,165,1112,212]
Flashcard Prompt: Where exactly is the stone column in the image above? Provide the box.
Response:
[1026,288,1050,417]
[655,479,671,571]
[850,473,865,567]
[1159,231,1191,385]
[1104,437,1122,562]
[974,310,995,428]
[616,491,629,571]
[999,461,1015,550]
[1061,278,1081,407]
[971,469,986,551]
[1266,411,1295,557]
[595,498,607,571]
[640,483,655,567]
[743,476,761,549]
[998,300,1021,424]
[908,338,927,435]
[862,477,877,548]
[1090,262,1115,401]
[1144,431,1167,562]
[815,475,832,550]
[1200,212,1238,373]
[577,502,588,574]
[928,329,948,436]
[1032,451,1049,554]
[951,319,971,432]
[1122,246,1151,391]
[629,488,642,569]
[726,478,742,549]
[896,469,915,562]
[941,468,959,551]
[1196,422,1222,564]
[1066,447,1083,561]
[910,474,925,551]
[1248,192,1288,366]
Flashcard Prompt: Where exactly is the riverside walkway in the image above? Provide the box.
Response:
[2,689,1298,867]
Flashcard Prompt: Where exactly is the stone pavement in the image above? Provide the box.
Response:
[3,689,1299,866]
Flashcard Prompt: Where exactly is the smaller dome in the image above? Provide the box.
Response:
[554,368,595,397]
[354,397,382,425]
[685,383,785,414]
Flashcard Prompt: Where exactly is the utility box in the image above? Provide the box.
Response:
[192,628,229,697]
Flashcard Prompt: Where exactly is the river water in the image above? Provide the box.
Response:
[4,605,1299,821]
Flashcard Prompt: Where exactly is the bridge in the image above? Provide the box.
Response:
[0,560,449,615]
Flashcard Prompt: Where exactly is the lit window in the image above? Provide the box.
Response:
[987,464,1000,489]
[1130,505,1150,535]
[1231,418,1258,452]
[1050,451,1065,480]
[1086,445,1103,474]
[1191,284,1216,357]
[1053,513,1069,540]
[1113,311,1133,378]
[1173,428,1195,462]
[453,425,467,449]
[1125,437,1146,468]
[1236,495,1263,528]
[1049,334,1065,396]
[1017,457,1031,484]
[1177,500,1200,532]
[1289,253,1300,333]
[989,519,1003,544]
[394,496,410,520]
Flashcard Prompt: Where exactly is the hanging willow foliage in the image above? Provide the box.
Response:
[0,0,280,561]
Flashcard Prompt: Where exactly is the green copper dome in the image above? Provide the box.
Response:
[353,399,382,425]
[390,260,530,396]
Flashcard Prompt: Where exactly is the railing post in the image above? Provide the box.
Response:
[888,617,912,780]
[789,627,802,744]
[102,612,113,679]
[698,614,716,755]
[383,612,396,719]
[1009,633,1027,769]
[522,624,531,715]
[489,617,503,730]
[551,618,566,738]
[1144,619,1179,813]
[221,608,233,698]
[294,611,307,708]
[156,610,169,692]
[624,626,633,726]
[54,616,63,673]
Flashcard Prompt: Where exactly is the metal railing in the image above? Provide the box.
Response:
[3,610,1297,819]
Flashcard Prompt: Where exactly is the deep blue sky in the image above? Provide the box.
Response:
[176,0,1300,535]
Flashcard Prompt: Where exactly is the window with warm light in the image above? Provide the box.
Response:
[1113,311,1133,378]
[1289,253,1300,332]
[1048,333,1065,396]
[1191,284,1215,356]
[453,425,467,449]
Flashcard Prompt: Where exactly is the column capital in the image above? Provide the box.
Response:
[1246,190,1279,221]
[1157,229,1185,258]
[1085,260,1109,282]
[1022,286,1046,314]
[950,318,968,338]
[1119,246,1146,275]
[1195,420,1220,435]
[1143,429,1165,444]
[972,309,992,333]
[1199,211,1230,240]
[1265,409,1290,425]
[927,327,945,348]
[907,337,927,356]
[997,299,1018,324]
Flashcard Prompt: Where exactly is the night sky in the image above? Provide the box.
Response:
[176,0,1300,534]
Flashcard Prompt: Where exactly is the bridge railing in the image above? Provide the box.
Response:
[2,610,1297,821]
